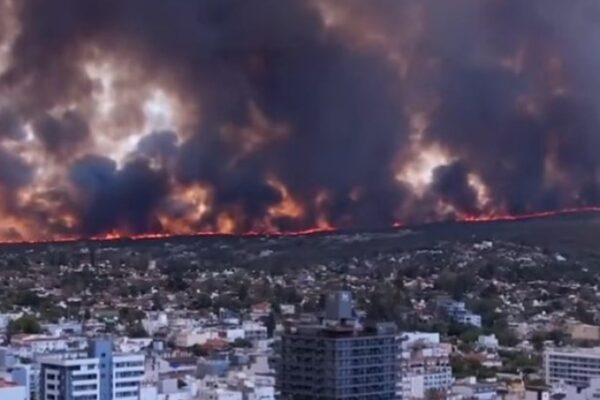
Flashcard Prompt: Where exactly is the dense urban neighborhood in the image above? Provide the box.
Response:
[1,215,600,399]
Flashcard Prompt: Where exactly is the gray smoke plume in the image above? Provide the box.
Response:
[0,0,599,240]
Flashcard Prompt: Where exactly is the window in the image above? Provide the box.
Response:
[116,381,139,388]
[73,374,97,381]
[115,391,138,398]
[74,384,98,391]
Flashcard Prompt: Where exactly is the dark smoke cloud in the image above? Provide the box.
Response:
[33,110,90,158]
[1,0,600,239]
[136,130,179,164]
[0,109,25,140]
[70,155,168,235]
[429,161,478,215]
[0,146,31,190]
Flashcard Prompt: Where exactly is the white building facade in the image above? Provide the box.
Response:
[545,347,600,388]
[40,339,144,400]
[0,379,28,400]
[398,332,453,399]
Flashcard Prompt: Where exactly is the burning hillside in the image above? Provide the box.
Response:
[1,0,600,241]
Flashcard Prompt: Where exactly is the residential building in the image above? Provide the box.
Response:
[524,384,553,400]
[250,303,272,320]
[568,323,600,342]
[0,378,27,400]
[10,334,87,359]
[40,338,145,400]
[477,334,499,350]
[278,291,397,400]
[7,364,35,400]
[562,376,600,399]
[40,355,100,400]
[398,332,453,399]
[452,378,497,400]
[242,322,268,342]
[437,299,482,328]
[0,347,17,369]
[174,328,220,348]
[199,378,242,400]
[222,328,245,343]
[544,347,600,388]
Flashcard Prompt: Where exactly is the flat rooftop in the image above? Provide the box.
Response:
[546,347,600,356]
[286,321,396,338]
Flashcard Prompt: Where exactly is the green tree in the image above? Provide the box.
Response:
[9,315,42,336]
[231,338,253,348]
[15,291,42,308]
[126,323,149,338]
[191,293,213,310]
[575,301,595,324]
[531,332,545,352]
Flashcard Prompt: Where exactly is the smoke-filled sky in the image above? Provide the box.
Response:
[0,0,600,241]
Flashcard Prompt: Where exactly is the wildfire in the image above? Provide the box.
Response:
[455,206,600,223]
[267,178,304,220]
[1,206,599,247]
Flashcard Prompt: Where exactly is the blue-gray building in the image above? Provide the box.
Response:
[437,298,482,328]
[39,338,144,400]
[88,339,113,400]
[278,292,398,400]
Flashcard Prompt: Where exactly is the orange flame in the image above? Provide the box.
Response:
[1,206,600,246]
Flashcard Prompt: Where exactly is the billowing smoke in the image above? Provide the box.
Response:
[0,0,600,241]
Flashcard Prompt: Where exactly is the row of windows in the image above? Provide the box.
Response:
[549,362,600,369]
[116,381,140,388]
[283,366,395,375]
[114,361,144,368]
[549,355,600,362]
[74,384,98,391]
[45,396,96,400]
[115,391,138,397]
[73,374,97,381]
[285,338,395,347]
[115,371,144,378]
[282,374,396,385]
[68,364,96,371]
[282,383,396,395]
[549,367,600,374]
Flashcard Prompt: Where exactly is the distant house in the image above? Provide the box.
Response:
[452,379,497,400]
[250,302,271,319]
[437,298,482,328]
[568,323,600,341]
[478,334,499,350]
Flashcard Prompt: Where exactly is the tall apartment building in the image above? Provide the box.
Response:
[40,338,145,400]
[544,347,600,388]
[397,332,453,399]
[278,291,397,400]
